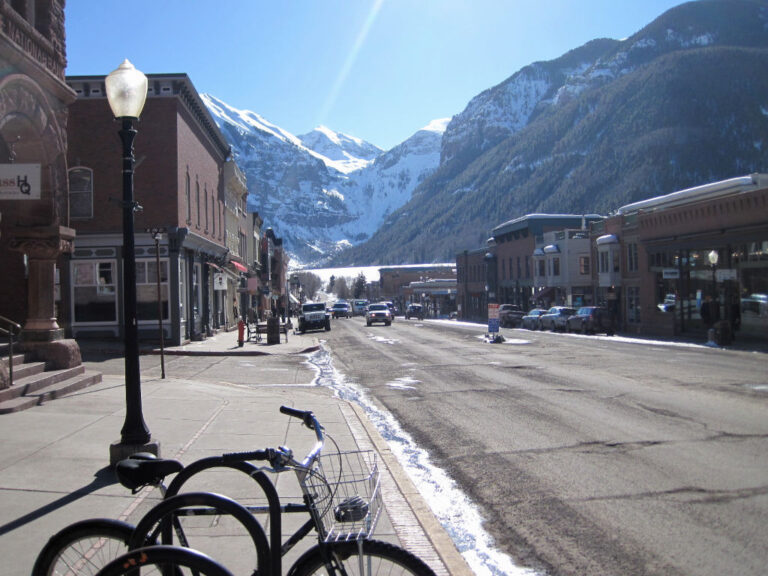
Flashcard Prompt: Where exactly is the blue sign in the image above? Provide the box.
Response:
[488,318,500,333]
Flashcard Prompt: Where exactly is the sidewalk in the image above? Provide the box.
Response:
[0,329,471,576]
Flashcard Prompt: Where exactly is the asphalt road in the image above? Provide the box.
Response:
[318,316,768,576]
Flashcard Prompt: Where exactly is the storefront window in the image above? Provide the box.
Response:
[72,261,117,323]
[136,259,169,321]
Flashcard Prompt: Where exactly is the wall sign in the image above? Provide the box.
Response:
[0,164,41,199]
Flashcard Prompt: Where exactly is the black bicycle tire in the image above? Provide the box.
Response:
[128,491,270,575]
[32,518,150,576]
[95,545,234,576]
[288,539,438,576]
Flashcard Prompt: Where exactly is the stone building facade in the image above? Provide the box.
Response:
[0,0,81,372]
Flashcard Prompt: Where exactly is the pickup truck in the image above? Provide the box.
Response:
[499,304,525,327]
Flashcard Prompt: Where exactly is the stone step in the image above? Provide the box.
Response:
[0,370,102,414]
[0,365,85,402]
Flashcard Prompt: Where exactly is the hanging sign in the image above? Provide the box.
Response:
[213,273,226,290]
[0,164,41,199]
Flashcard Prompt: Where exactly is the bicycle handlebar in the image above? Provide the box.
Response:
[222,407,325,470]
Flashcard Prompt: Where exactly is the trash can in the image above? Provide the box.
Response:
[714,320,732,346]
[267,316,280,345]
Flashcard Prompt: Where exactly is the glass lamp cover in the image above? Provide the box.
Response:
[708,250,719,266]
[105,59,148,119]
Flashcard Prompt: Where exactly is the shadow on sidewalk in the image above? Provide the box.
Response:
[0,466,117,536]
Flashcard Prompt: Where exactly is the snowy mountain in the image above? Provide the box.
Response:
[201,94,445,266]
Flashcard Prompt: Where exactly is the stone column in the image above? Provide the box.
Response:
[9,225,82,368]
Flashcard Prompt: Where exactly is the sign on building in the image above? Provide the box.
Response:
[213,273,226,290]
[0,164,41,199]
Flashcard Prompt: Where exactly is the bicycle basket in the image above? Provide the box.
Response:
[303,449,381,542]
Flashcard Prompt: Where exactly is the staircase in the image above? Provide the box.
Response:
[0,344,102,414]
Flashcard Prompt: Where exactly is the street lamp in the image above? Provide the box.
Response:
[106,60,159,464]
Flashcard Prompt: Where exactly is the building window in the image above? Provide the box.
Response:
[525,256,530,278]
[627,286,640,323]
[136,259,169,321]
[579,256,590,275]
[537,259,545,278]
[196,179,201,227]
[69,167,93,219]
[627,242,639,272]
[552,257,560,276]
[72,261,117,323]
[204,184,209,232]
[186,171,191,223]
[517,256,521,279]
[599,251,609,273]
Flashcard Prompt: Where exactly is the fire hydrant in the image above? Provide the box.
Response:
[237,319,245,347]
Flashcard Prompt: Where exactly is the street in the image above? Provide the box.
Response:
[312,316,768,576]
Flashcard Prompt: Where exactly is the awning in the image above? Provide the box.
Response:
[207,262,222,271]
[596,234,619,245]
[230,261,248,273]
[543,244,560,254]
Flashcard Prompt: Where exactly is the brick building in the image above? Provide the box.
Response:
[64,72,244,345]
[378,264,455,312]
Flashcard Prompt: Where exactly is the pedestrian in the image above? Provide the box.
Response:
[233,297,239,322]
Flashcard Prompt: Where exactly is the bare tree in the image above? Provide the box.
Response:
[334,276,351,300]
[297,272,322,300]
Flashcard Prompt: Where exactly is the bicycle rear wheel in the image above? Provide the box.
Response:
[288,539,438,576]
[96,545,234,576]
[32,518,147,576]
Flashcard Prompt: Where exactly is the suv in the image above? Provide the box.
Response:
[298,302,331,333]
[331,301,351,319]
[499,304,525,327]
[565,306,615,335]
[365,302,392,326]
[405,303,424,320]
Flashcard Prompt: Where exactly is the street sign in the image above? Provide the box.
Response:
[488,303,500,334]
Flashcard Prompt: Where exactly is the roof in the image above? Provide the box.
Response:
[492,213,603,237]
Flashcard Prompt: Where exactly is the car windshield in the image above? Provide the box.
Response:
[369,304,388,311]
[332,303,347,309]
[303,303,325,312]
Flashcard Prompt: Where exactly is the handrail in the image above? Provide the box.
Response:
[0,315,21,389]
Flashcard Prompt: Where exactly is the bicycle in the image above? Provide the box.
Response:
[33,406,437,576]
[96,545,234,576]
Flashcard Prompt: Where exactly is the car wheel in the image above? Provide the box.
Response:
[366,321,371,326]
[385,321,391,326]
[581,322,588,335]
[565,323,571,333]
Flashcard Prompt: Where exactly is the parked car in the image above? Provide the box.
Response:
[331,301,351,319]
[297,302,331,333]
[521,308,547,330]
[538,306,576,331]
[565,306,615,335]
[405,303,424,320]
[498,304,525,327]
[365,302,392,326]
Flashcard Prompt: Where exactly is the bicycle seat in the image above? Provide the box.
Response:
[115,456,184,490]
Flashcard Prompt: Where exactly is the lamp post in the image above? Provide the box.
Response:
[149,228,166,379]
[706,250,719,346]
[106,60,159,464]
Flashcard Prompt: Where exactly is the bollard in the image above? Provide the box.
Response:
[237,319,245,347]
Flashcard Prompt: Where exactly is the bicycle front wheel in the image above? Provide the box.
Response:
[289,539,438,576]
[96,545,234,576]
[32,518,145,576]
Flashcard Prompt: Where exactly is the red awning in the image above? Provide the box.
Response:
[231,261,248,273]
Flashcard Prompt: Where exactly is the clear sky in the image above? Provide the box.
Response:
[66,0,685,150]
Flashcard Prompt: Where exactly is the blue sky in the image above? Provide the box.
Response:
[66,0,685,150]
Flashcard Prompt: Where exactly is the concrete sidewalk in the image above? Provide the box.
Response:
[0,329,471,576]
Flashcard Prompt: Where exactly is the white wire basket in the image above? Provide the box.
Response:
[303,449,382,542]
